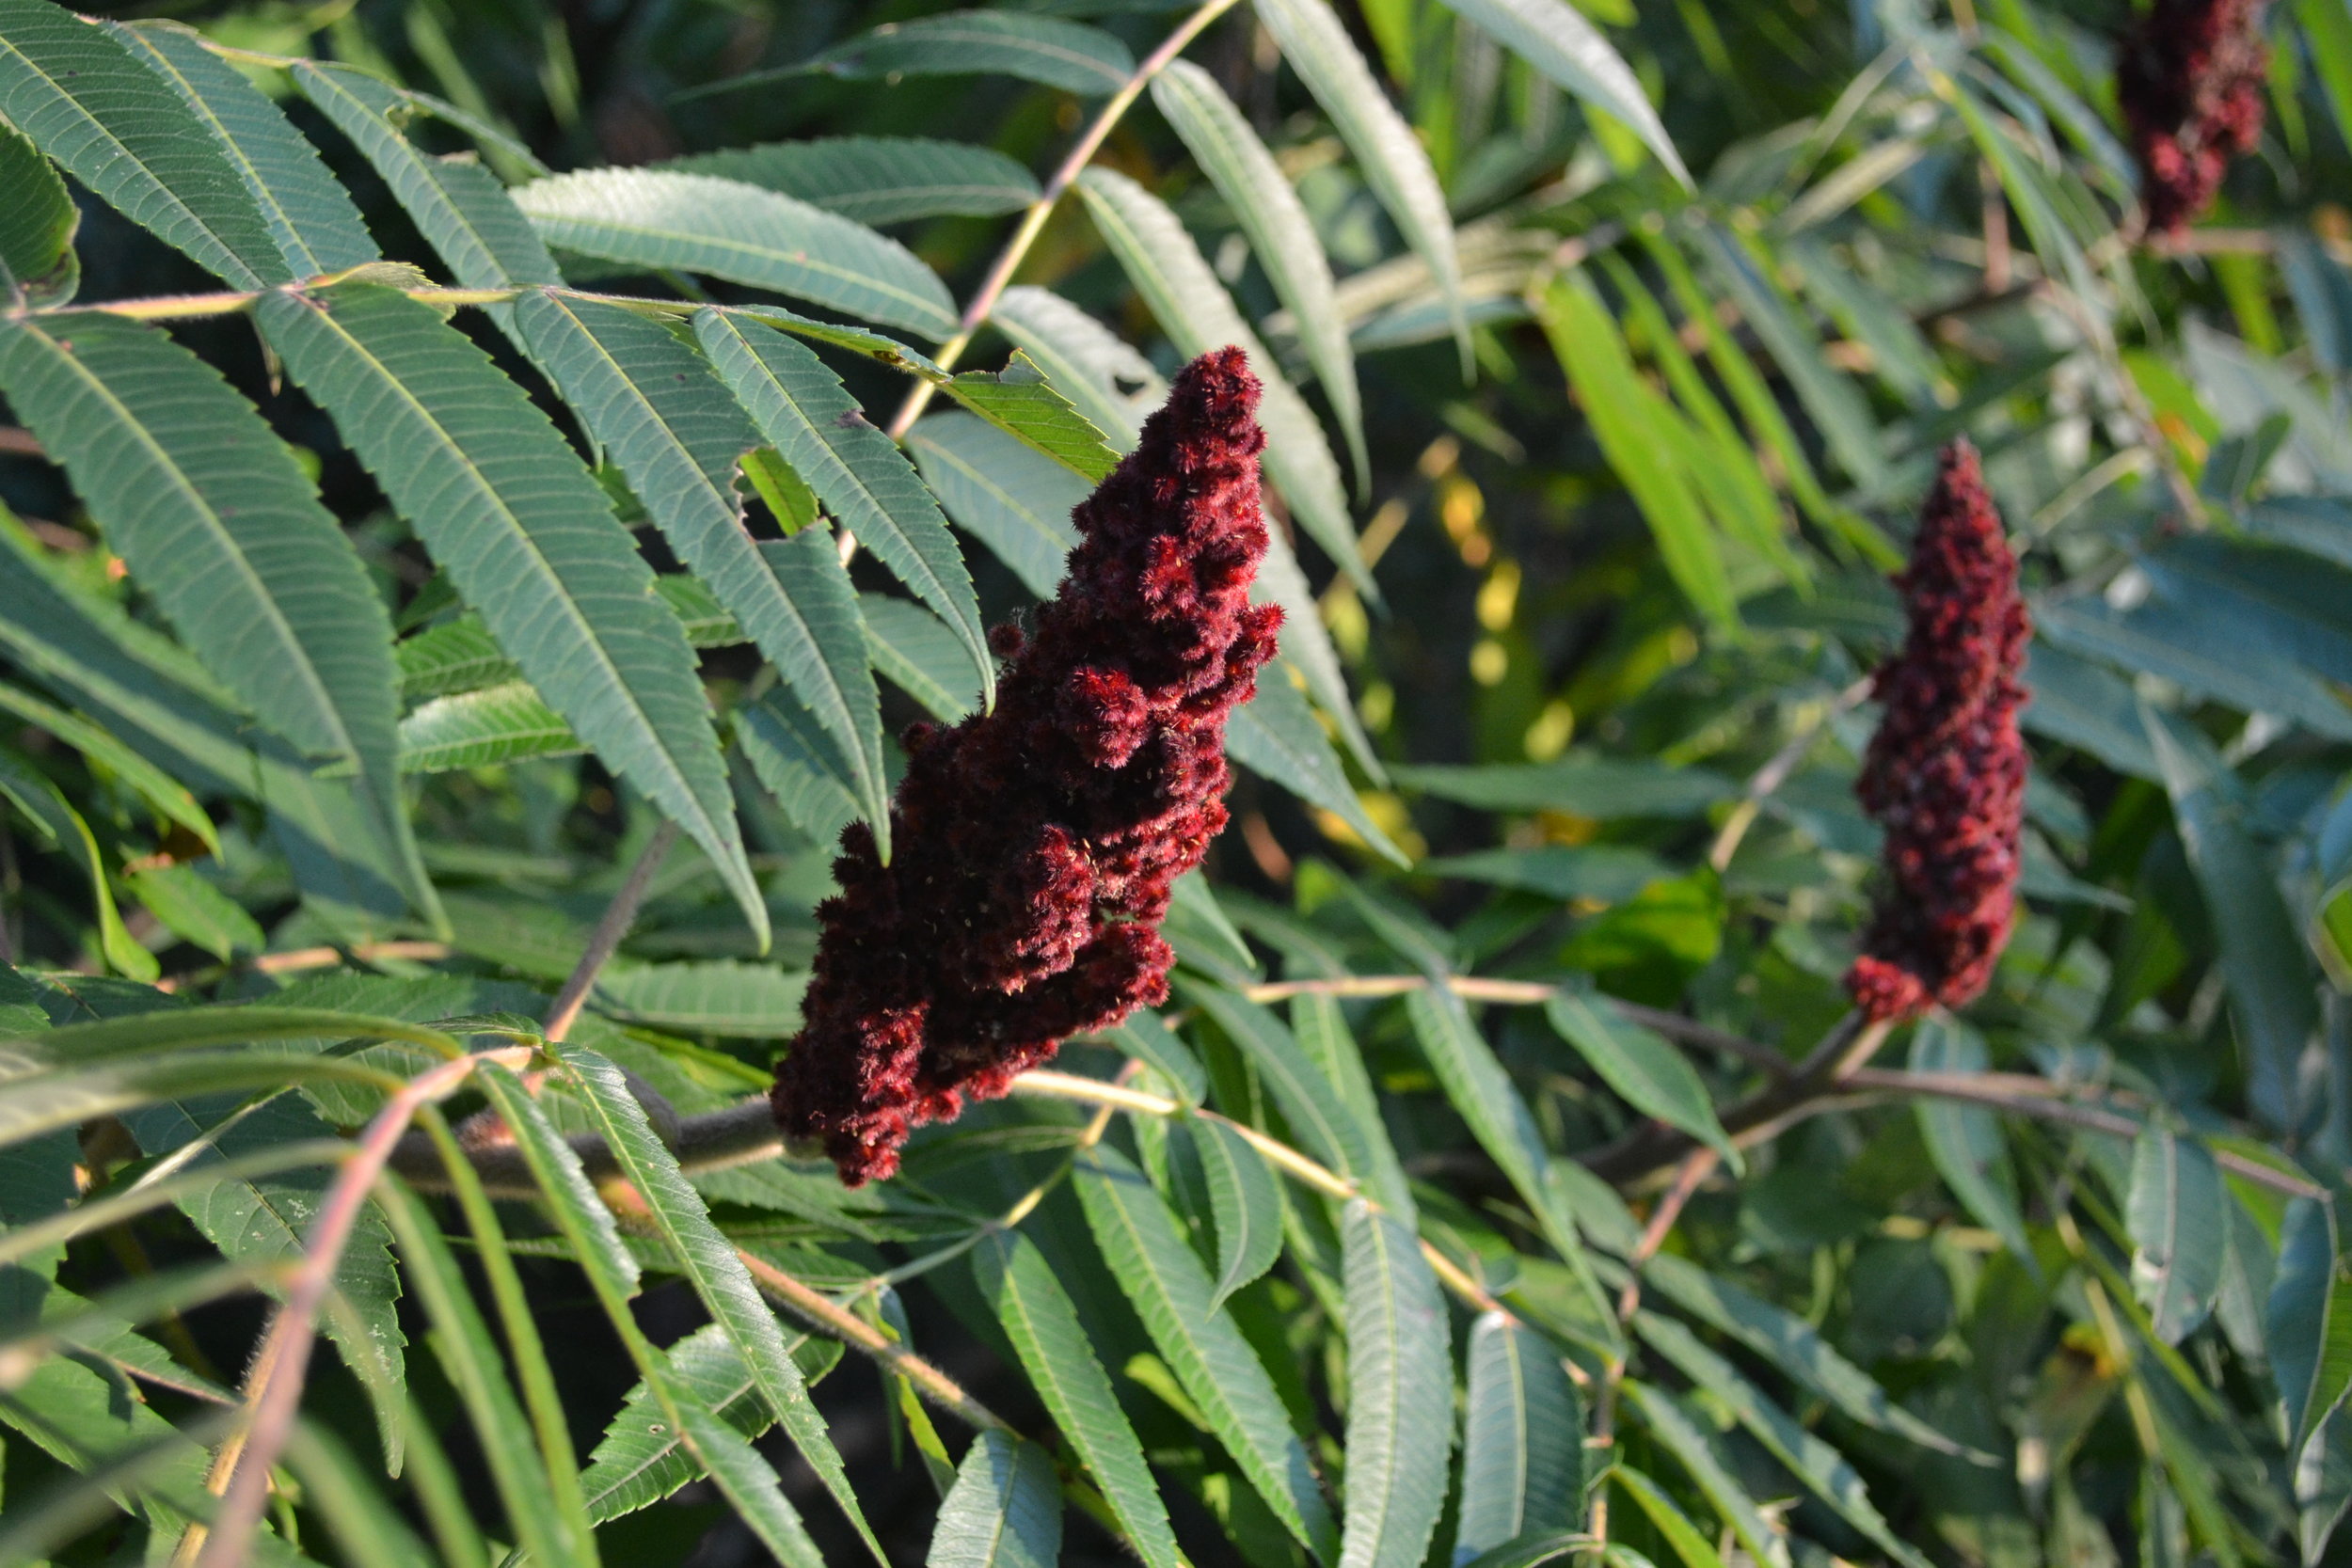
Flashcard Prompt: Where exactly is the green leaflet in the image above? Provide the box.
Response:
[780,9,1133,96]
[1542,990,1739,1169]
[1188,1116,1285,1310]
[1073,166,1371,599]
[1073,1144,1338,1560]
[110,21,377,277]
[516,168,957,339]
[1634,1313,1931,1568]
[1154,60,1366,492]
[0,680,219,855]
[126,863,263,961]
[1403,986,1586,1261]
[1537,274,1738,631]
[550,1043,875,1558]
[1228,668,1409,865]
[1619,1381,1788,1568]
[735,689,862,844]
[1290,994,1418,1222]
[0,749,155,982]
[658,135,1039,225]
[927,1430,1062,1568]
[395,682,579,772]
[515,290,889,847]
[1252,0,1467,370]
[970,1228,1182,1568]
[1908,1018,2034,1265]
[592,960,809,1037]
[943,354,1122,483]
[577,1324,839,1524]
[1181,980,1375,1183]
[862,594,984,722]
[0,115,74,305]
[257,281,765,946]
[0,311,431,926]
[1457,1311,1583,1561]
[1634,1251,1974,1457]
[1431,0,1689,184]
[906,411,1084,598]
[0,0,279,286]
[1339,1199,1452,1568]
[1613,1467,1726,1568]
[2127,1126,2228,1345]
[2143,701,2320,1126]
[694,309,992,707]
[293,61,557,294]
[990,286,1161,450]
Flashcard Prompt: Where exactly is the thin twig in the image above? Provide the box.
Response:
[735,1248,1011,1433]
[1244,974,1796,1079]
[543,820,677,1044]
[1705,676,1873,873]
[1009,1069,1518,1323]
[187,1047,532,1568]
[874,0,1246,449]
[1587,1147,1719,1547]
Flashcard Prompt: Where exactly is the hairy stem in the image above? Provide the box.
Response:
[544,820,678,1044]
[873,0,1247,450]
[187,1047,532,1568]
[1587,1147,1719,1547]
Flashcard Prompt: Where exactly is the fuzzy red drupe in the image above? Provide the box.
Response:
[771,347,1281,1184]
[1844,438,2030,1024]
[2118,0,2268,233]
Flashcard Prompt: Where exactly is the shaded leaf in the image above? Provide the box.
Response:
[1229,669,1409,866]
[907,411,1084,598]
[928,1430,1063,1568]
[1434,0,1689,183]
[0,115,75,305]
[790,10,1134,95]
[1154,59,1366,489]
[2128,1126,2228,1344]
[1543,990,1737,1168]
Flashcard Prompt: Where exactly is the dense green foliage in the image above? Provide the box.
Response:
[2,0,2350,1564]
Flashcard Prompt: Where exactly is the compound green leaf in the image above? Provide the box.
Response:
[990,286,1161,451]
[396,682,579,773]
[553,1042,874,1557]
[0,311,427,921]
[258,282,764,945]
[294,61,557,293]
[944,353,1121,483]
